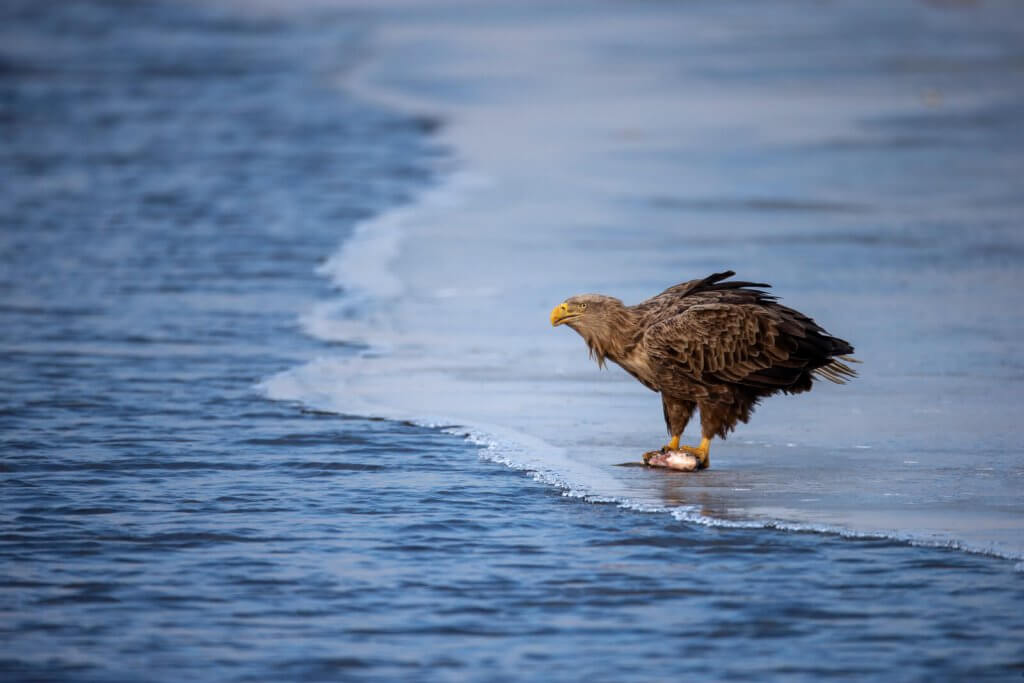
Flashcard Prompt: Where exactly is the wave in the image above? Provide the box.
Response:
[298,170,489,347]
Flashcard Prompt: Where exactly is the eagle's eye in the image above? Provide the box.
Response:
[580,303,588,310]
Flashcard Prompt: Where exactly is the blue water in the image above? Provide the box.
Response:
[1,1,1023,680]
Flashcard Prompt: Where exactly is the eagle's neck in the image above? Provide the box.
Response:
[578,304,642,369]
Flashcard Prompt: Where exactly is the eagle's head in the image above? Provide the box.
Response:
[550,294,619,328]
[550,294,630,367]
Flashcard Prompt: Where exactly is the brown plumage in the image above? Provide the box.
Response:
[550,271,857,469]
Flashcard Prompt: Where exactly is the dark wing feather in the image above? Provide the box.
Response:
[644,304,785,390]
[650,270,771,301]
[636,272,856,395]
[643,302,853,393]
[635,271,774,327]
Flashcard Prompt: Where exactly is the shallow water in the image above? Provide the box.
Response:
[2,0,1023,680]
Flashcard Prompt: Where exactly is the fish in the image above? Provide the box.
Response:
[642,449,700,471]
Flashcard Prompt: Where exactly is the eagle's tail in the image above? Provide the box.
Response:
[813,355,860,384]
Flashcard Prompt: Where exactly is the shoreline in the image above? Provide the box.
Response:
[265,0,1024,564]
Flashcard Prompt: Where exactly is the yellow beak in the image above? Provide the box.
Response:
[550,302,572,326]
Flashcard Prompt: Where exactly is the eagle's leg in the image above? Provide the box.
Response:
[687,399,741,470]
[660,396,695,453]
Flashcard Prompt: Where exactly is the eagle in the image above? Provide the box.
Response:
[550,271,856,469]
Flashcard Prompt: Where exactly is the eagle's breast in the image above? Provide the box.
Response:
[614,344,659,392]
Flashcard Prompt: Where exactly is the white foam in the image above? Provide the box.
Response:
[300,170,490,346]
[315,170,487,300]
[669,508,1024,563]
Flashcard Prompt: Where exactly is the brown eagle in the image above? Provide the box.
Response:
[550,271,856,469]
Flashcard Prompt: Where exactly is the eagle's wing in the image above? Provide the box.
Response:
[643,302,839,392]
[640,271,771,317]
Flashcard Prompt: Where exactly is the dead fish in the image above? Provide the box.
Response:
[642,449,700,471]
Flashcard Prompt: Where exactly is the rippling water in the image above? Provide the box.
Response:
[2,1,1023,680]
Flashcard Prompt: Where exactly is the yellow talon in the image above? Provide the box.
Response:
[652,435,710,469]
[679,437,711,469]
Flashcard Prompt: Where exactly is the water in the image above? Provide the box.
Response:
[1,0,1023,680]
[268,0,1024,559]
